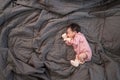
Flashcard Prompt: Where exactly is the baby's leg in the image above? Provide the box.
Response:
[78,53,87,64]
[70,54,86,67]
[70,55,80,67]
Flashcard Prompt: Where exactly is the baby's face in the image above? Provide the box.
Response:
[66,28,76,38]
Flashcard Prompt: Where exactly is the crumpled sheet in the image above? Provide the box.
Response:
[0,0,120,80]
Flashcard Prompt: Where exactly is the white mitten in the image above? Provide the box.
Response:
[62,33,67,39]
[64,37,71,41]
[62,33,71,41]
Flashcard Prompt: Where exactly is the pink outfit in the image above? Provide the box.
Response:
[65,32,92,61]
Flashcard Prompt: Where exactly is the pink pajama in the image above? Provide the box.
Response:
[65,32,92,61]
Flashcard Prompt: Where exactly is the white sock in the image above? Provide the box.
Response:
[70,60,79,67]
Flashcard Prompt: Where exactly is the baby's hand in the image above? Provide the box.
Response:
[62,33,67,41]
[64,38,71,42]
[62,33,71,41]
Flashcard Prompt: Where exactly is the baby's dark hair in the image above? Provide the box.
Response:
[66,23,81,33]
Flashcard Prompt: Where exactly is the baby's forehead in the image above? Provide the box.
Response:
[67,27,72,31]
[67,28,73,32]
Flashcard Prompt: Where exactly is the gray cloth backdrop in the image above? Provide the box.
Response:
[0,0,120,80]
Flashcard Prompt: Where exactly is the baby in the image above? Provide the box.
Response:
[62,23,92,67]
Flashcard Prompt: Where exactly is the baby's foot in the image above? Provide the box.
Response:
[70,60,79,67]
[79,60,85,64]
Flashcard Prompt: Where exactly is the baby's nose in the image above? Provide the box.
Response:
[67,35,69,38]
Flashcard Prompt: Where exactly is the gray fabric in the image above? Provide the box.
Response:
[0,0,120,80]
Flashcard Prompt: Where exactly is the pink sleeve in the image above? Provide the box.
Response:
[65,37,79,46]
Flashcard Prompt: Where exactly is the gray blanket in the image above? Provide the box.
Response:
[0,0,120,80]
